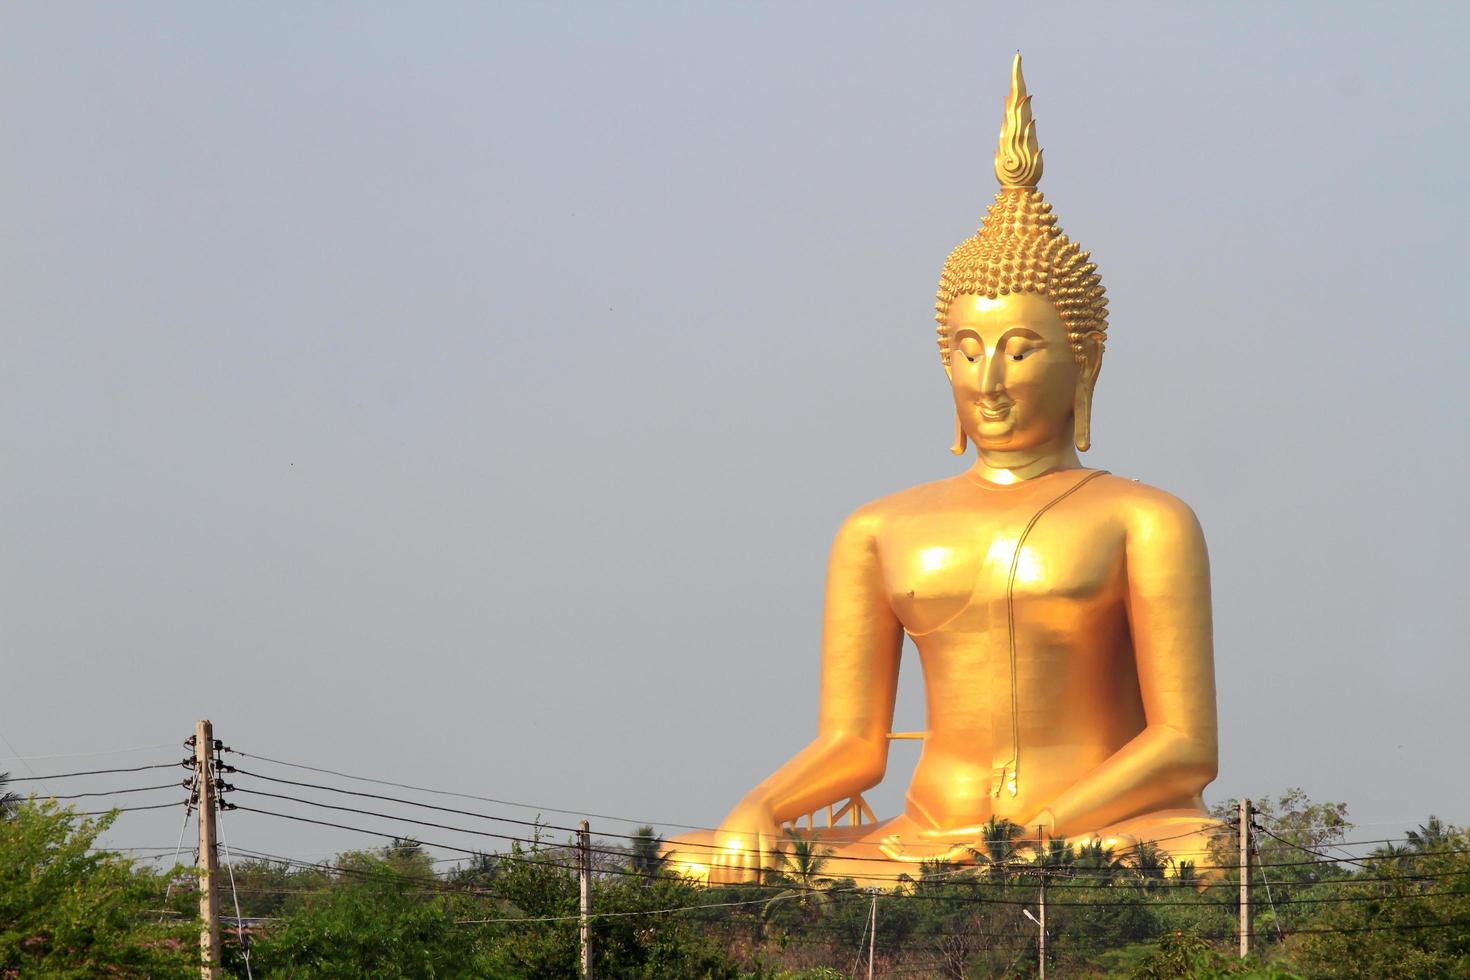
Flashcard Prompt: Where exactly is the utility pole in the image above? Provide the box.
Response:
[1037,824,1048,980]
[867,888,877,980]
[195,720,220,980]
[578,820,592,980]
[1038,865,1047,979]
[1239,797,1252,959]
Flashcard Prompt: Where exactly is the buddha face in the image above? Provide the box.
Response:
[945,292,1097,454]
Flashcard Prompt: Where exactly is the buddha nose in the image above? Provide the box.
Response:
[982,350,1009,397]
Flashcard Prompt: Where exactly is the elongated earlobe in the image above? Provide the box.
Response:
[1073,392,1092,452]
[1073,336,1102,453]
[950,413,968,456]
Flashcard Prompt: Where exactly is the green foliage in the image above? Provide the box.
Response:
[234,847,490,978]
[968,815,1027,882]
[225,857,331,919]
[627,825,670,880]
[763,829,838,924]
[0,774,20,819]
[1292,825,1470,979]
[0,800,197,978]
[1126,931,1303,978]
[15,791,1467,978]
[1210,789,1351,884]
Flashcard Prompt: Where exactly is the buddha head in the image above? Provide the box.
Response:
[935,55,1108,457]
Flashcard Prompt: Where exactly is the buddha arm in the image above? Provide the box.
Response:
[1038,494,1219,836]
[743,509,903,823]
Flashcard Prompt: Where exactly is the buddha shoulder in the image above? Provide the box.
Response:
[1092,475,1209,555]
[829,475,1204,544]
[829,475,978,541]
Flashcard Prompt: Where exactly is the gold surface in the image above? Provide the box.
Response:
[667,55,1220,885]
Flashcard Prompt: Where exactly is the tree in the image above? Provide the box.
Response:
[1368,841,1415,875]
[447,851,500,891]
[225,857,331,919]
[765,829,838,921]
[1035,833,1076,873]
[968,816,1025,883]
[1072,838,1128,880]
[0,774,19,819]
[1406,816,1455,854]
[0,800,197,978]
[1294,824,1470,979]
[774,828,834,889]
[1127,931,1303,979]
[1212,790,1351,887]
[1126,839,1173,891]
[627,825,670,880]
[238,849,489,978]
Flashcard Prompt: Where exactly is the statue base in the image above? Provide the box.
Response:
[667,808,1226,886]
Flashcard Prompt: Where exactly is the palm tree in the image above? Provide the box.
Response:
[1125,839,1172,891]
[1071,838,1127,882]
[903,857,964,898]
[1369,841,1415,874]
[1406,816,1454,854]
[774,828,835,889]
[449,851,499,888]
[967,816,1025,883]
[765,828,838,921]
[0,772,20,819]
[628,825,670,880]
[1034,834,1075,874]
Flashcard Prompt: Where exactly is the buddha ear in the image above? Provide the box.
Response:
[1072,335,1103,453]
[942,346,967,455]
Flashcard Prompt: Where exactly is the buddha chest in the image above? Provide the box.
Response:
[878,472,1126,639]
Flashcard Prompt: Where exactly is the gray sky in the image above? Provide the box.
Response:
[3,2,1467,863]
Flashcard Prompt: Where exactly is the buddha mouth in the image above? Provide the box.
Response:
[979,402,1013,421]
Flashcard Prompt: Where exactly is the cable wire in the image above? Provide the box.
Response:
[160,770,198,921]
[38,782,188,801]
[229,801,1470,909]
[217,806,255,980]
[6,762,186,782]
[227,762,1215,866]
[0,742,178,763]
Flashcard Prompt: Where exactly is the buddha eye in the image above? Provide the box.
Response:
[1010,347,1041,362]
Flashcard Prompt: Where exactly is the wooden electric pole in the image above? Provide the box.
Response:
[1239,798,1252,959]
[579,820,592,980]
[196,720,220,979]
[1037,824,1048,979]
[867,888,876,980]
[1038,866,1048,979]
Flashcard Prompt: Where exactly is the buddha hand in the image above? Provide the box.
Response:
[709,796,780,884]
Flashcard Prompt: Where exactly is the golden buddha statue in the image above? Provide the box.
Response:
[668,54,1220,884]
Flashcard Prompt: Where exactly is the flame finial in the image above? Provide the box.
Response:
[994,53,1043,189]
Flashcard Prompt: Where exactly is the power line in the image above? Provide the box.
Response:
[5,761,187,782]
[72,801,190,817]
[227,748,715,832]
[233,772,1470,879]
[231,764,1203,867]
[227,801,1470,910]
[228,748,1467,876]
[216,808,255,980]
[0,728,51,797]
[453,893,796,925]
[36,782,190,801]
[226,760,1238,870]
[0,742,178,763]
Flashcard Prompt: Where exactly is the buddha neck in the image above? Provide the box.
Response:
[968,426,1082,486]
